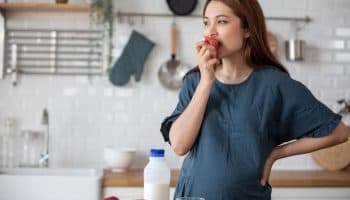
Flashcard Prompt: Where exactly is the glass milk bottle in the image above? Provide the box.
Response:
[144,148,170,200]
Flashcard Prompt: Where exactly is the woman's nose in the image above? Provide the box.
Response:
[206,25,218,37]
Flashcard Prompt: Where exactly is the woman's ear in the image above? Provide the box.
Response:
[244,30,250,38]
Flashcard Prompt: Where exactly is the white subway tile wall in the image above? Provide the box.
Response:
[346,65,350,75]
[0,0,349,170]
[321,40,345,49]
[336,27,350,37]
[309,0,335,11]
[335,53,350,62]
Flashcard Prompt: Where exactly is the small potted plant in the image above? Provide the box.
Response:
[90,0,114,68]
[337,99,350,125]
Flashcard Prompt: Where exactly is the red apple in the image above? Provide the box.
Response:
[103,196,119,200]
[204,36,220,49]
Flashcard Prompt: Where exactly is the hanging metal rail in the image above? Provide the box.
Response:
[116,11,312,23]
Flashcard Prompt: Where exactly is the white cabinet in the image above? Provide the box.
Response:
[103,187,175,200]
[103,187,143,200]
[103,187,350,200]
[272,188,350,200]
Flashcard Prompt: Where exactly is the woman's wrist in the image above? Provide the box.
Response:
[270,146,285,161]
[199,77,215,88]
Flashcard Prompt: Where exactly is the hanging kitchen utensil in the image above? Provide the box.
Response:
[285,39,305,61]
[158,22,191,90]
[167,0,198,16]
[285,22,306,61]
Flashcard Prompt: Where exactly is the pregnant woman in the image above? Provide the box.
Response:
[160,0,350,199]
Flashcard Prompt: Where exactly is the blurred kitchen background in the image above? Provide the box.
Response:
[0,0,349,171]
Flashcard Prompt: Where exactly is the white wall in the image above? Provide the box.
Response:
[0,0,349,170]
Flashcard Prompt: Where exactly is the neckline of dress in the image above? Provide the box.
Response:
[214,68,256,87]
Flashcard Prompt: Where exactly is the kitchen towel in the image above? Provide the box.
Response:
[109,30,155,86]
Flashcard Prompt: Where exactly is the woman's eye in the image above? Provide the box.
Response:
[218,20,228,24]
[203,21,208,26]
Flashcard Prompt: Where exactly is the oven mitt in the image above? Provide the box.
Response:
[109,31,155,86]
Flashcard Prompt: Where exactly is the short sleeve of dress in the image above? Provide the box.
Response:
[160,73,196,144]
[274,73,342,145]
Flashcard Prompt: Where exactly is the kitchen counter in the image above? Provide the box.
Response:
[103,169,350,187]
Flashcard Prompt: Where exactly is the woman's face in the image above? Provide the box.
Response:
[203,1,249,58]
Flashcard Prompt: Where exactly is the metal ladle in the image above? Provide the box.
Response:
[158,21,191,90]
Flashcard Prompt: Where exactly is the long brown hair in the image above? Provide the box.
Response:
[193,0,288,74]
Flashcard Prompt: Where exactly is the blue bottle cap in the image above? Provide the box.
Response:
[150,149,164,157]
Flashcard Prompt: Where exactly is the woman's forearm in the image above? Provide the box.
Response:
[169,80,213,156]
[273,122,350,160]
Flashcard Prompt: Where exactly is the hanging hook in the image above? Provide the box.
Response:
[290,19,308,40]
[127,16,134,26]
[294,16,311,39]
[118,16,124,24]
[296,21,308,32]
[141,14,145,25]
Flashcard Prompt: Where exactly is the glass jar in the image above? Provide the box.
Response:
[0,118,19,168]
[19,130,44,167]
[0,132,8,168]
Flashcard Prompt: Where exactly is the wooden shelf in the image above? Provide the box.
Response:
[0,3,90,12]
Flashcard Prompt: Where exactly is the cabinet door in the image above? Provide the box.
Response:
[103,187,143,199]
[103,187,176,200]
[272,188,350,200]
[104,187,350,200]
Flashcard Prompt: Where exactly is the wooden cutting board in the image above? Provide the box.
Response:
[311,134,350,171]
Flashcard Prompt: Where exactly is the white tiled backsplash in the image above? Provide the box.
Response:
[0,0,349,170]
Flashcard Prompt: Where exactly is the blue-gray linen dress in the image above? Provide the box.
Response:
[160,67,342,200]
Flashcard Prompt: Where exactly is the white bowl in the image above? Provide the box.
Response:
[103,147,136,172]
